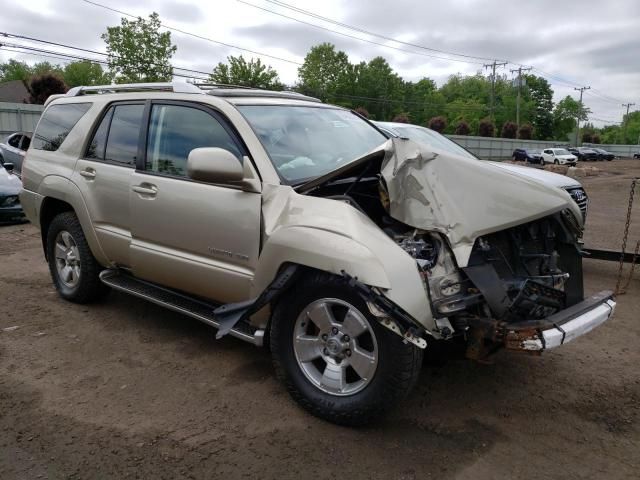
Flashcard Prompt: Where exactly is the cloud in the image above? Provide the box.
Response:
[0,0,636,124]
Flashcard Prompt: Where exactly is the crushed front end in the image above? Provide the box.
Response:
[392,211,615,359]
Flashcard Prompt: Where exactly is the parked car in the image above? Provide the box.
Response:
[0,132,31,173]
[591,148,614,161]
[633,152,640,159]
[512,148,543,163]
[0,161,24,223]
[375,122,589,220]
[21,83,615,426]
[568,147,599,161]
[540,148,578,165]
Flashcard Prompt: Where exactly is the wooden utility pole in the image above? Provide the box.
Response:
[622,102,636,143]
[510,66,532,128]
[484,60,508,122]
[574,86,590,146]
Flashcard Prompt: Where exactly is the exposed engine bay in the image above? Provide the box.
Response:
[303,154,586,354]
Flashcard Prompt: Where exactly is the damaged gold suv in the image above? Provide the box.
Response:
[20,82,615,425]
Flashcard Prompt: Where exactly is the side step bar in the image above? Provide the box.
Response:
[99,269,264,346]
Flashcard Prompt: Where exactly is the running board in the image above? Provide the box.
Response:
[99,269,264,346]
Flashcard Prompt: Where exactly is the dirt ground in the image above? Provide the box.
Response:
[1,159,639,479]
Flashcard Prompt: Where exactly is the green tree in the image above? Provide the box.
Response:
[102,12,177,83]
[297,43,351,102]
[32,61,64,78]
[621,110,640,144]
[63,60,111,87]
[209,55,283,90]
[523,75,554,140]
[353,56,404,120]
[404,77,437,125]
[553,95,590,141]
[0,59,33,82]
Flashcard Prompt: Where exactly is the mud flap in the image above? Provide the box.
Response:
[213,264,299,339]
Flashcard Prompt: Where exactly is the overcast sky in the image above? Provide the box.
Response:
[1,0,638,127]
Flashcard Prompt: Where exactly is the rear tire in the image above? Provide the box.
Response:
[554,159,559,165]
[46,211,108,303]
[270,272,422,426]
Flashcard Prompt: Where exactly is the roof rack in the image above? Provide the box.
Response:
[204,88,321,103]
[193,82,256,90]
[65,81,203,96]
[64,81,321,103]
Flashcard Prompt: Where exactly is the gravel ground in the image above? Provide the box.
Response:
[1,159,638,479]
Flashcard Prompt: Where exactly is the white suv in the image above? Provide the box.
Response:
[541,148,578,165]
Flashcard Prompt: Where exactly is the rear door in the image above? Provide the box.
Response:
[74,102,145,267]
[129,101,261,303]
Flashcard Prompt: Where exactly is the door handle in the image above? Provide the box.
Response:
[132,184,158,196]
[79,169,96,179]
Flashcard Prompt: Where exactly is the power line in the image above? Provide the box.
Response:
[80,0,303,65]
[1,33,215,78]
[235,0,484,65]
[263,0,502,62]
[0,43,210,81]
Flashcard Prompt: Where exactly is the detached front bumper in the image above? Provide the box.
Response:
[504,290,615,352]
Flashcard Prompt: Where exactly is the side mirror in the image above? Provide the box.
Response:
[3,162,14,173]
[187,148,244,184]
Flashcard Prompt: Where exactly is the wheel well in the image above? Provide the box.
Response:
[40,197,74,259]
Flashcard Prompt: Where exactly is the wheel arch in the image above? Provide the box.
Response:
[251,225,435,332]
[37,175,108,265]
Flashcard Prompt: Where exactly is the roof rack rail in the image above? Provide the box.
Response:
[205,88,321,103]
[192,82,255,90]
[65,81,203,96]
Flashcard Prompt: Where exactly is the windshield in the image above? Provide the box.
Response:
[237,105,387,184]
[527,149,541,154]
[382,124,478,160]
[554,149,571,155]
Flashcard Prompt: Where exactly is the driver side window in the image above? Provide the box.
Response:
[145,104,242,177]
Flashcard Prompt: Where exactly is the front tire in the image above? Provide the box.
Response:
[46,211,108,303]
[270,272,422,426]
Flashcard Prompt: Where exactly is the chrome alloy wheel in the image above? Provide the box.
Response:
[54,230,81,288]
[293,298,378,396]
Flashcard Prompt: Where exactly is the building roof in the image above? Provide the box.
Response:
[0,80,29,103]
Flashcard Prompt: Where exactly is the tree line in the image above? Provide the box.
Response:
[1,12,637,144]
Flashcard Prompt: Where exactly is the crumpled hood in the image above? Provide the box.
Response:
[380,138,582,266]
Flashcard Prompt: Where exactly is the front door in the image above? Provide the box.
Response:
[74,103,144,268]
[129,101,261,303]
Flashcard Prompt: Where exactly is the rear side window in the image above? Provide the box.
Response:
[105,105,144,166]
[33,103,91,151]
[145,104,242,177]
[86,108,114,160]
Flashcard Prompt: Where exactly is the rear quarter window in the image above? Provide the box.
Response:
[32,103,91,151]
